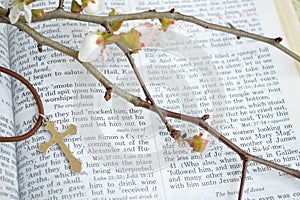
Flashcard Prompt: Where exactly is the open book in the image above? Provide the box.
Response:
[1,0,300,199]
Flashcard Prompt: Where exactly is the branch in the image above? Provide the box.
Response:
[12,8,300,63]
[11,19,300,182]
[58,0,65,10]
[238,159,249,200]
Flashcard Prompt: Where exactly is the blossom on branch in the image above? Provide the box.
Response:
[76,0,105,15]
[7,0,34,24]
[135,22,156,47]
[78,31,104,62]
[78,27,145,61]
[78,30,119,62]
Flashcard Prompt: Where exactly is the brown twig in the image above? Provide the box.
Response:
[238,159,249,200]
[58,0,65,10]
[103,23,173,132]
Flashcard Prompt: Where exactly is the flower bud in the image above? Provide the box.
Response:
[71,0,82,13]
[31,9,44,20]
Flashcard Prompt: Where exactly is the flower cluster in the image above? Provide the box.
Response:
[77,6,175,62]
[78,28,145,62]
[4,0,175,63]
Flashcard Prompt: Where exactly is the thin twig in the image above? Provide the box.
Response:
[238,159,249,200]
[58,0,64,10]
[103,23,173,132]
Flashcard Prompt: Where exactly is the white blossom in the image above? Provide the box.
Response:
[78,31,103,62]
[135,22,157,47]
[8,0,32,24]
[79,0,105,15]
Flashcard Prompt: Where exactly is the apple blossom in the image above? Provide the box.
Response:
[78,30,120,62]
[135,22,156,47]
[78,31,104,62]
[7,0,33,24]
[76,0,105,15]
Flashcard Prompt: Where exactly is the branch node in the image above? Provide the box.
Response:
[57,0,65,10]
[104,88,112,101]
[240,154,250,161]
[170,8,175,13]
[201,114,210,121]
[37,43,43,53]
[227,22,241,39]
[170,129,181,139]
[146,97,152,104]
[274,37,283,43]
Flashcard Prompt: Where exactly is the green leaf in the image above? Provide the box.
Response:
[31,9,44,20]
[159,18,175,31]
[103,32,120,44]
[109,9,123,31]
[119,28,144,53]
[71,0,82,13]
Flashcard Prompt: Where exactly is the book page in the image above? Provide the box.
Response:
[0,23,19,199]
[9,0,300,200]
[273,0,300,74]
[128,0,300,199]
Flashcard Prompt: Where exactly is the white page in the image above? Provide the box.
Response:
[0,22,19,199]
